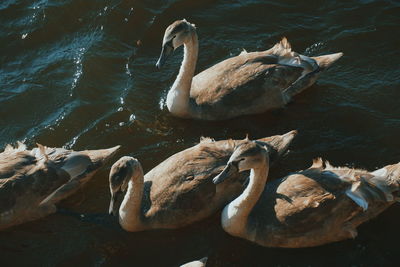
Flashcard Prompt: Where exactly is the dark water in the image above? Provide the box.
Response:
[1,0,400,266]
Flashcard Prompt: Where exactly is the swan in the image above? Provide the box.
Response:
[108,131,297,232]
[156,19,343,120]
[0,142,120,230]
[213,140,400,248]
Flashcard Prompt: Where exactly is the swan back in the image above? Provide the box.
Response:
[188,37,340,120]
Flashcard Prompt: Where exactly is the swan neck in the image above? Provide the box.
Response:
[167,32,198,117]
[236,165,269,214]
[118,169,144,231]
[222,163,269,235]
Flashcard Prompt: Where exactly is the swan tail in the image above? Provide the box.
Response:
[83,146,121,166]
[344,163,400,211]
[256,130,297,163]
[312,52,343,71]
[281,51,343,103]
[272,38,317,71]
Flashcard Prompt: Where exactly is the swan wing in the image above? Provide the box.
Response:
[191,38,319,106]
[0,144,118,217]
[270,173,338,229]
[0,149,70,218]
[253,165,396,233]
[144,139,241,221]
[191,51,304,105]
[143,133,294,227]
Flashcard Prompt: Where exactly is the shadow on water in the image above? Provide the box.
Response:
[2,204,400,266]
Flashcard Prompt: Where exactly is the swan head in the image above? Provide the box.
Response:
[213,141,269,185]
[156,19,196,68]
[109,156,142,216]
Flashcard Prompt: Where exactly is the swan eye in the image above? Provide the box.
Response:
[231,158,245,168]
[165,36,176,49]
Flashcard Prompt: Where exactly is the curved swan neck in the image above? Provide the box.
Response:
[221,163,269,235]
[119,167,144,231]
[166,31,199,117]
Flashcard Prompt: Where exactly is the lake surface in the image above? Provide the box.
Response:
[1,0,399,266]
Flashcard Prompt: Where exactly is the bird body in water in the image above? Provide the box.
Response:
[157,19,343,120]
[0,142,120,230]
[214,140,400,248]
